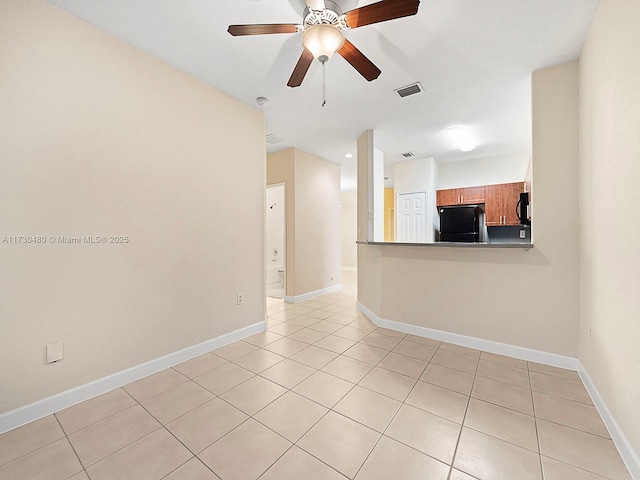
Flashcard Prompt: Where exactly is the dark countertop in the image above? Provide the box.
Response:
[357,241,533,250]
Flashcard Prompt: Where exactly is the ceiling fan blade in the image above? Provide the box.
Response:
[227,24,300,36]
[338,39,381,81]
[306,0,326,11]
[345,0,420,29]
[287,49,314,87]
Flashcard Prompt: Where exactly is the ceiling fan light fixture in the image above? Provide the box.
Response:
[302,24,345,63]
[447,127,476,152]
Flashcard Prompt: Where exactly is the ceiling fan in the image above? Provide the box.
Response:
[227,0,420,91]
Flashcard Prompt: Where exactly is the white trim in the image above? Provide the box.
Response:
[356,301,639,479]
[356,301,578,369]
[341,266,357,272]
[284,284,343,304]
[578,366,640,479]
[0,321,266,435]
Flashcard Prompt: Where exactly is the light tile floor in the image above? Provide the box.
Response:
[0,273,632,480]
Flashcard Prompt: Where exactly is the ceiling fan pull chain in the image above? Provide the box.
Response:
[322,59,327,107]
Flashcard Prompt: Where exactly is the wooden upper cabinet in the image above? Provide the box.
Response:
[459,185,485,205]
[436,188,459,207]
[485,184,504,226]
[504,182,525,225]
[485,182,524,226]
[436,186,486,206]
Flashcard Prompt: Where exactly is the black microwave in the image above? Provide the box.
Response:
[517,192,531,225]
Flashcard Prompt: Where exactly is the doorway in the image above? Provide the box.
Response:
[266,184,286,298]
[397,191,427,243]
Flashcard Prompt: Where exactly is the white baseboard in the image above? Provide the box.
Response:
[284,284,343,304]
[578,367,640,479]
[356,302,578,369]
[356,301,639,479]
[0,321,266,435]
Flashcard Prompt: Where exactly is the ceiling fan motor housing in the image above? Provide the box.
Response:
[303,0,346,30]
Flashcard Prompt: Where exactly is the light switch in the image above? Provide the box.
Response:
[46,342,64,363]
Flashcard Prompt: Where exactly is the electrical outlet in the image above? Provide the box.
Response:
[520,230,526,239]
[237,293,243,305]
[46,342,64,363]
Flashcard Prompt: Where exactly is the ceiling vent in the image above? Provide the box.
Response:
[265,134,284,144]
[394,82,424,99]
[401,151,414,158]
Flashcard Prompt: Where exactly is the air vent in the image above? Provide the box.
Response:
[266,134,284,144]
[401,152,414,158]
[394,82,424,98]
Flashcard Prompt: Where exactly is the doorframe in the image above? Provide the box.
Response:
[266,182,286,299]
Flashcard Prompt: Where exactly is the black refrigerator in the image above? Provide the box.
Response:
[439,205,480,243]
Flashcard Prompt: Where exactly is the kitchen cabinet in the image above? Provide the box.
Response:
[485,182,524,226]
[436,188,459,207]
[436,186,486,206]
[459,185,486,205]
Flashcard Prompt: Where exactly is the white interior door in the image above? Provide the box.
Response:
[397,192,427,243]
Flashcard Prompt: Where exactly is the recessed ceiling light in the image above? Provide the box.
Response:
[447,127,475,152]
[345,153,353,158]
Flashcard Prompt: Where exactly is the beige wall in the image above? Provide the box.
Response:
[267,148,341,297]
[341,192,358,268]
[357,245,381,315]
[357,131,373,243]
[579,0,640,455]
[267,149,296,296]
[0,0,265,414]
[357,61,580,355]
[294,149,341,294]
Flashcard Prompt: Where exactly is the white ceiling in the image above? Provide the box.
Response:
[46,0,599,190]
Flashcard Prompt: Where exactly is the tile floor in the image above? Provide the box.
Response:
[0,274,632,480]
